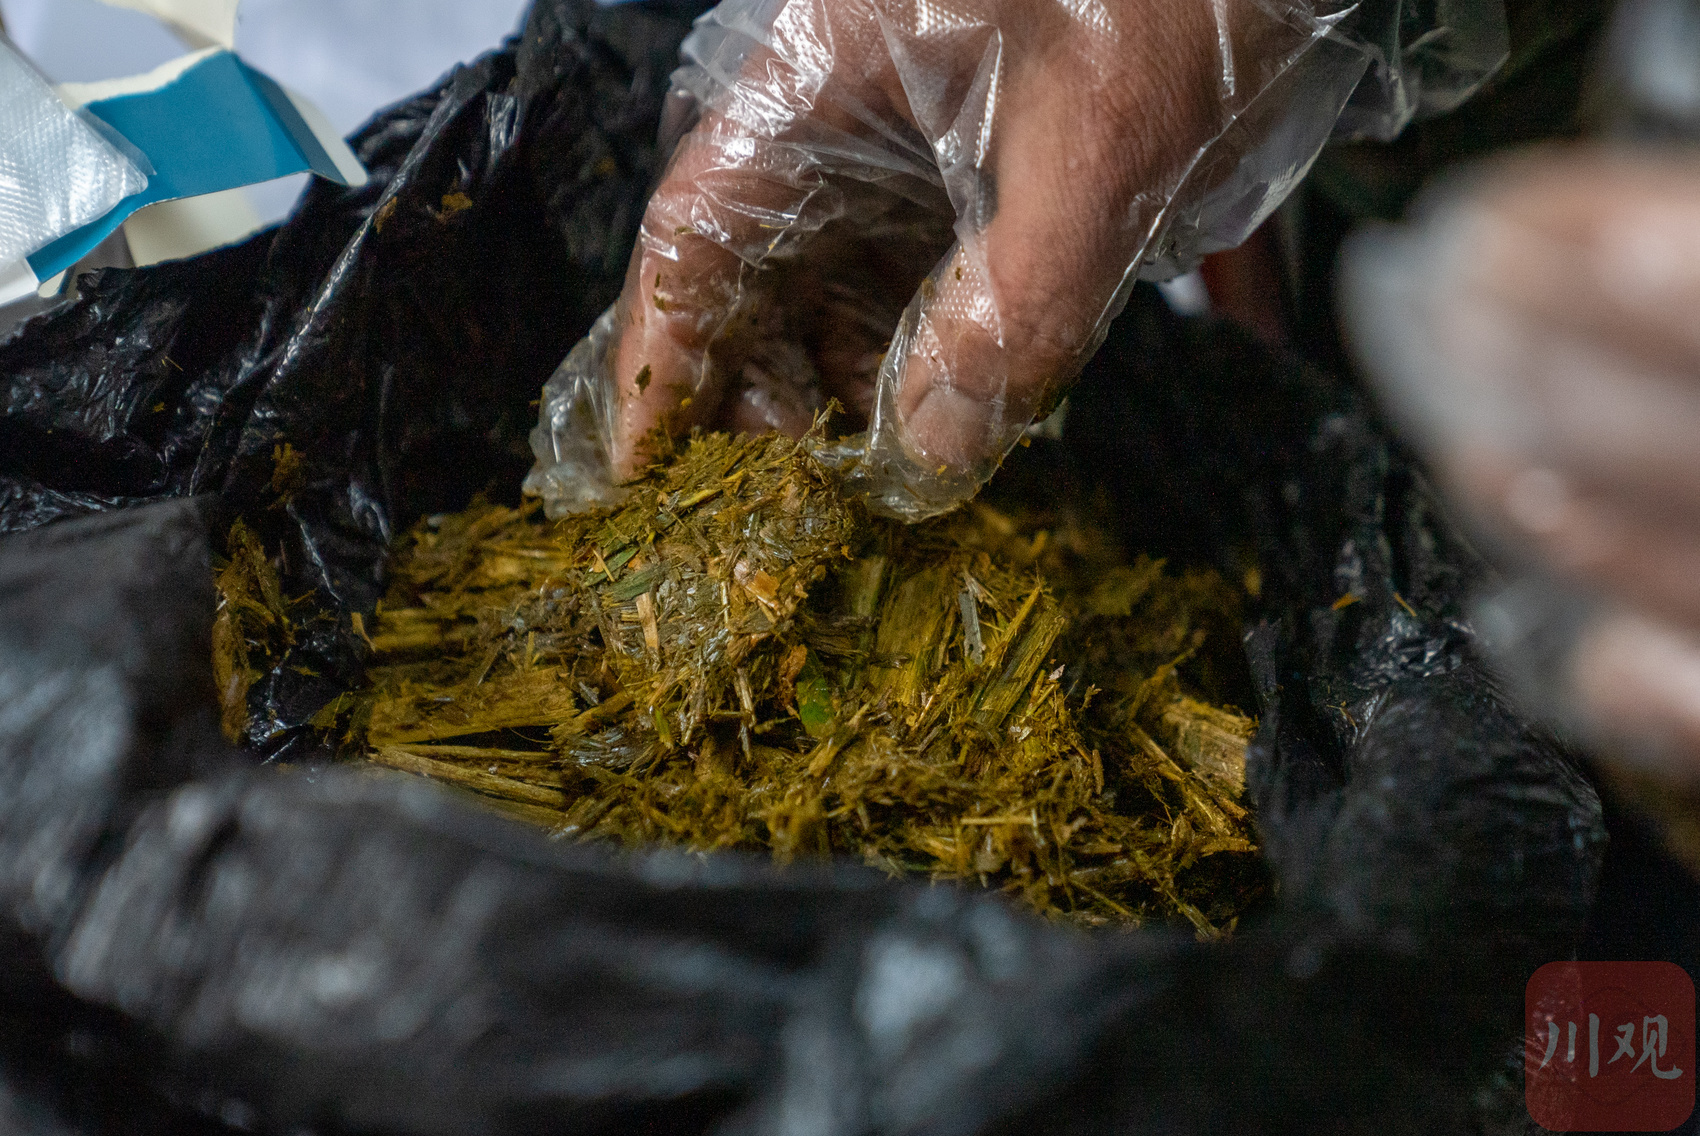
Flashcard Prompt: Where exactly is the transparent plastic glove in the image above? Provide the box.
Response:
[0,40,148,272]
[1342,150,1700,782]
[527,0,1508,519]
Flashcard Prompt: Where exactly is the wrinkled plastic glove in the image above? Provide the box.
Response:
[528,0,1507,519]
[1343,150,1700,782]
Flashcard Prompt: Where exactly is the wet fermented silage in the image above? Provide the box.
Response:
[220,431,1265,932]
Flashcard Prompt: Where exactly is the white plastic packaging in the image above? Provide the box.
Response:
[528,0,1509,520]
[0,39,148,276]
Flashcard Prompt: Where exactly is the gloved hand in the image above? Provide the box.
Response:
[526,0,1509,519]
[606,0,1300,496]
[1343,149,1700,779]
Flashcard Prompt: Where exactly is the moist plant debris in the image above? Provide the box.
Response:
[211,519,300,744]
[223,431,1264,931]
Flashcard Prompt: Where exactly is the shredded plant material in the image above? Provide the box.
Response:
[231,431,1264,931]
[212,519,298,744]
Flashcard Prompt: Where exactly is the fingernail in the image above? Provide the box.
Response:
[1598,205,1700,301]
[1494,464,1619,575]
[902,385,998,470]
[1503,467,1572,536]
[1574,612,1700,773]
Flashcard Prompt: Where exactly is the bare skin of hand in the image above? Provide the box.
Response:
[603,0,1305,478]
[1422,150,1700,770]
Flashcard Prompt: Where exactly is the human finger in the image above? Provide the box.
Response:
[608,6,918,475]
[1466,152,1700,377]
[891,3,1225,473]
[607,106,825,475]
[1345,153,1700,528]
[1571,609,1700,782]
[1454,451,1700,631]
[1430,301,1700,523]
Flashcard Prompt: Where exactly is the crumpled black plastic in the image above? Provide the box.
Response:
[0,0,709,759]
[0,0,1611,1130]
[0,485,1602,1135]
[1066,299,1606,956]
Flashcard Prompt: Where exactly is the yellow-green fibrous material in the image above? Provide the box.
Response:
[282,431,1262,931]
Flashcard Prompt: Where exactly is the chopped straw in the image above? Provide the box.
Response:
[241,430,1265,932]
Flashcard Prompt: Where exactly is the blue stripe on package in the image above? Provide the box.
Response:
[0,39,149,295]
[5,48,367,301]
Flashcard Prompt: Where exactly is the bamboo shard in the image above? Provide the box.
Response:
[259,430,1263,932]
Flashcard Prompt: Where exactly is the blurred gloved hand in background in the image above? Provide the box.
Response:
[1345,149,1700,783]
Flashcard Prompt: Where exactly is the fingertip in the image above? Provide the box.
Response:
[888,305,1053,477]
[900,382,1002,471]
[608,296,707,477]
[1573,612,1700,779]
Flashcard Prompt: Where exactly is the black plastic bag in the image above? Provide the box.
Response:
[0,0,710,759]
[0,0,1608,1130]
[0,490,1601,1135]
